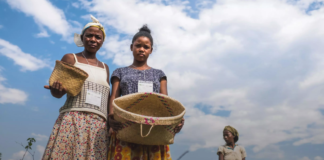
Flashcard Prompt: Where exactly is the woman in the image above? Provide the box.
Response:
[42,15,110,159]
[217,126,247,160]
[108,25,184,160]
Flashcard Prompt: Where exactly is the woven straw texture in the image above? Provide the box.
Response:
[113,92,186,145]
[49,60,88,96]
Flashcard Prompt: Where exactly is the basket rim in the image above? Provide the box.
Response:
[56,60,89,76]
[113,92,186,125]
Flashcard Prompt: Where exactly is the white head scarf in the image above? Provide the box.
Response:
[74,15,106,47]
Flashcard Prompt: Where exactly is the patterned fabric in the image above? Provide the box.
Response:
[217,144,247,160]
[60,80,110,119]
[108,66,171,160]
[111,67,166,96]
[108,134,172,160]
[42,111,108,160]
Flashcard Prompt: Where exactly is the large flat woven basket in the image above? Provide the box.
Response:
[113,92,186,145]
[49,60,88,96]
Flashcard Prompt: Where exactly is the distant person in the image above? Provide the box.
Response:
[217,126,247,160]
[107,25,185,160]
[42,16,110,159]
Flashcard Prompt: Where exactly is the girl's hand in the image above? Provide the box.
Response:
[174,118,185,134]
[108,127,114,136]
[44,81,66,98]
[108,115,123,132]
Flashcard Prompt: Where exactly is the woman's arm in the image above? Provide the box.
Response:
[108,77,123,134]
[104,63,110,115]
[44,54,75,98]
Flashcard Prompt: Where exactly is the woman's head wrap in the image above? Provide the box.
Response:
[74,15,106,47]
[224,125,239,143]
[224,125,239,137]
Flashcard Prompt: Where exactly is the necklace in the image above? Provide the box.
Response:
[81,52,99,67]
[131,64,149,70]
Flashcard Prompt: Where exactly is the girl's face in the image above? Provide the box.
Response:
[130,36,152,62]
[82,26,104,53]
[223,130,234,144]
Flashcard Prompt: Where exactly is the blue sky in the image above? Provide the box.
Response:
[1,0,324,160]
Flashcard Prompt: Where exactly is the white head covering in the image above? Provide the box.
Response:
[74,15,106,47]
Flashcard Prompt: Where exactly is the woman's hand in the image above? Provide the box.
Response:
[174,118,185,134]
[108,114,123,133]
[44,81,66,98]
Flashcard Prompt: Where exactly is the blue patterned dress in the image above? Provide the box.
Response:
[108,67,172,160]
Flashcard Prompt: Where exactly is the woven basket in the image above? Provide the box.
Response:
[113,92,186,145]
[49,60,88,96]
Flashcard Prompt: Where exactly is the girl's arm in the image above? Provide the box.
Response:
[108,77,123,133]
[160,76,185,133]
[219,153,224,160]
[160,78,168,95]
[44,54,75,98]
[109,77,120,114]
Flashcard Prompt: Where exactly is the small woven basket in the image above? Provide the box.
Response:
[49,60,88,96]
[113,92,186,145]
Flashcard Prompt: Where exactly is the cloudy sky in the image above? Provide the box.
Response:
[1,0,324,159]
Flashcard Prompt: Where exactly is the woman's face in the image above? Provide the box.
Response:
[223,130,234,144]
[82,26,104,53]
[130,36,152,62]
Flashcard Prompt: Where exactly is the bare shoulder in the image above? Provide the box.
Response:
[61,53,76,65]
[104,63,110,72]
[104,63,110,80]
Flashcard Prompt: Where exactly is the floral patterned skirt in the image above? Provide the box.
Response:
[42,111,108,160]
[108,134,172,160]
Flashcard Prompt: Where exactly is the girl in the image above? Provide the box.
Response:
[108,25,184,160]
[42,16,110,159]
[217,126,247,160]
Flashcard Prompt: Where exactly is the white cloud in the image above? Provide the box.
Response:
[31,107,39,111]
[72,2,80,8]
[299,157,312,160]
[9,137,46,160]
[31,133,48,141]
[80,0,324,154]
[0,70,28,104]
[0,84,28,104]
[0,38,50,71]
[253,145,285,160]
[315,156,323,160]
[6,0,80,41]
[37,145,45,158]
[0,25,3,29]
[36,28,50,38]
[9,150,32,160]
[293,126,324,146]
